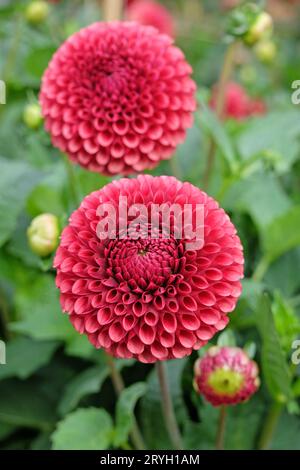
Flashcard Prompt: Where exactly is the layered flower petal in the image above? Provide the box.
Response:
[194,346,260,406]
[54,175,244,363]
[40,22,196,175]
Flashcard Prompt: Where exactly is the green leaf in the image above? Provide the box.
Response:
[217,329,236,347]
[261,206,300,262]
[58,366,109,416]
[272,291,300,353]
[0,336,58,380]
[114,382,147,447]
[0,157,40,247]
[237,110,300,173]
[197,102,238,173]
[222,172,291,230]
[184,396,264,450]
[292,378,300,398]
[77,167,110,197]
[27,182,65,217]
[265,247,300,297]
[30,432,51,450]
[11,275,73,341]
[64,333,96,360]
[0,422,16,441]
[174,124,202,180]
[255,294,292,403]
[51,408,113,450]
[0,379,56,430]
[243,341,257,359]
[7,215,54,271]
[270,412,300,449]
[25,47,57,79]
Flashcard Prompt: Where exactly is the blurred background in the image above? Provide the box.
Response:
[0,0,300,450]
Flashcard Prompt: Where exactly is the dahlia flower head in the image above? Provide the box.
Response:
[40,22,196,175]
[210,82,266,121]
[54,175,244,363]
[194,346,260,406]
[126,0,175,37]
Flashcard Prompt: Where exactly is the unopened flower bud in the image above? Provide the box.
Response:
[254,39,277,64]
[27,214,59,257]
[23,103,42,129]
[25,1,50,25]
[194,346,260,406]
[244,12,273,45]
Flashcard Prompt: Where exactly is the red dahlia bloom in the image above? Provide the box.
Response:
[209,82,266,120]
[40,22,196,175]
[194,346,259,406]
[54,175,244,363]
[126,0,175,37]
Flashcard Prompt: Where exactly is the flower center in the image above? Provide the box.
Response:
[106,237,182,292]
[207,368,244,396]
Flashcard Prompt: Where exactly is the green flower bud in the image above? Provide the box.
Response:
[254,39,277,64]
[239,65,257,85]
[23,103,43,129]
[244,12,273,45]
[25,1,50,25]
[27,214,59,258]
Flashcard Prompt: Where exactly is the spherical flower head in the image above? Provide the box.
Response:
[194,346,259,406]
[210,82,266,120]
[40,22,196,176]
[54,175,244,363]
[126,0,175,37]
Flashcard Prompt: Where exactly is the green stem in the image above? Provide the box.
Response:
[169,155,182,180]
[63,155,81,207]
[258,402,283,450]
[252,256,270,282]
[290,294,300,308]
[105,354,146,450]
[2,14,22,82]
[103,0,124,21]
[203,41,238,190]
[156,361,183,450]
[216,405,227,450]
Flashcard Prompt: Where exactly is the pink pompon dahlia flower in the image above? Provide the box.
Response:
[209,82,266,121]
[54,175,244,363]
[40,22,196,175]
[194,346,260,406]
[126,0,175,37]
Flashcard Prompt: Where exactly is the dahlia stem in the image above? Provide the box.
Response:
[252,256,270,283]
[105,354,146,450]
[203,41,238,190]
[216,405,227,450]
[156,361,183,450]
[63,155,81,208]
[103,0,124,21]
[106,353,124,395]
[2,14,22,83]
[258,402,283,450]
